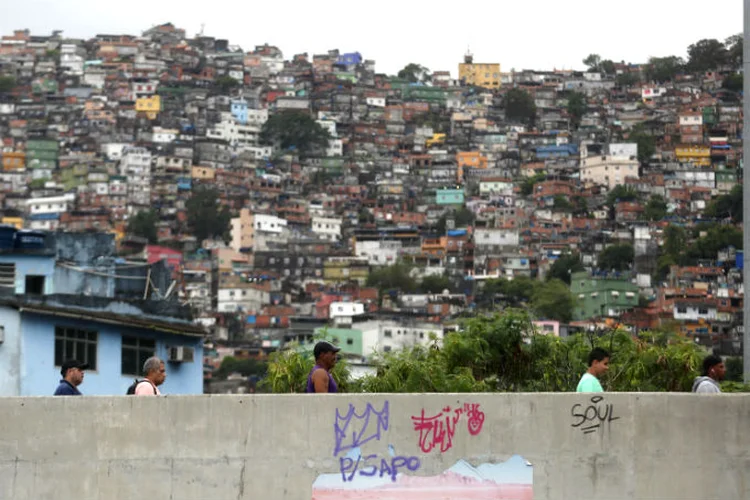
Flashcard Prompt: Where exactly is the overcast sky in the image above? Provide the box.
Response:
[1,0,743,76]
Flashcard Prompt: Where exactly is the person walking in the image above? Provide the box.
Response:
[306,341,341,393]
[54,360,88,396]
[692,354,725,394]
[134,357,166,395]
[576,347,610,393]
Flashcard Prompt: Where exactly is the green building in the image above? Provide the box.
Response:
[310,327,363,357]
[570,272,639,321]
[435,188,465,205]
[25,139,59,170]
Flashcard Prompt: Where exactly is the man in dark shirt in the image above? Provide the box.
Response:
[306,341,340,393]
[53,359,88,396]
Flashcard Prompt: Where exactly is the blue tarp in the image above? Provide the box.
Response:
[447,229,467,237]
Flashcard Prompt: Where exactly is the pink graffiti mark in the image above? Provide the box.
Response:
[411,403,485,454]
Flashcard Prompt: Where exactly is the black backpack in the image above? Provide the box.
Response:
[126,379,157,395]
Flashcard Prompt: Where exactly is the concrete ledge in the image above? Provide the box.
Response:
[1,393,748,499]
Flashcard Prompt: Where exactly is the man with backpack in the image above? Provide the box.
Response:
[127,356,166,395]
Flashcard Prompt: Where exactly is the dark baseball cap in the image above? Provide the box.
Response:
[313,341,341,358]
[61,359,89,377]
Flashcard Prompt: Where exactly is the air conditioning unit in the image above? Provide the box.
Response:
[168,346,195,363]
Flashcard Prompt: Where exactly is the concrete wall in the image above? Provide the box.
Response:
[0,393,748,500]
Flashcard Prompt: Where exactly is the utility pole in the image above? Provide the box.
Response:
[744,0,750,382]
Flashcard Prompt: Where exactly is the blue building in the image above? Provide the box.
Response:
[0,296,204,396]
[436,188,465,205]
[337,52,363,67]
[0,229,205,396]
[230,99,249,124]
[535,144,579,159]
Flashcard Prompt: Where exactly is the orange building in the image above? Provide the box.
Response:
[1,151,25,171]
[456,151,488,181]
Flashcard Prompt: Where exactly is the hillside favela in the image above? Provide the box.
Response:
[0,14,749,500]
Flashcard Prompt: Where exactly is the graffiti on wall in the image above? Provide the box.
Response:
[333,401,390,457]
[411,402,485,453]
[313,454,533,500]
[312,400,533,500]
[332,400,422,483]
[571,395,620,435]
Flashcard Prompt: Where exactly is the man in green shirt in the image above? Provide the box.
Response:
[577,347,610,392]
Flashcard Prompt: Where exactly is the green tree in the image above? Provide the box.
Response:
[644,56,684,82]
[627,124,656,165]
[397,63,431,83]
[186,187,231,243]
[553,195,573,211]
[0,76,16,93]
[504,88,537,126]
[260,110,332,155]
[598,244,634,272]
[216,76,239,93]
[501,276,538,306]
[616,72,640,87]
[531,279,575,322]
[599,59,616,75]
[722,73,743,92]
[582,54,601,71]
[705,185,742,221]
[571,195,588,216]
[436,206,474,233]
[566,92,587,128]
[519,172,546,196]
[687,38,728,72]
[215,356,268,380]
[476,277,538,309]
[725,357,743,382]
[547,253,585,284]
[663,225,687,259]
[642,195,668,221]
[725,34,743,68]
[606,185,639,206]
[127,210,159,243]
[344,313,704,393]
[366,262,417,295]
[420,274,453,294]
[685,224,743,262]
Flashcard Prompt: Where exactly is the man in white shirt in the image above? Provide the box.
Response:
[134,357,166,395]
[692,354,725,394]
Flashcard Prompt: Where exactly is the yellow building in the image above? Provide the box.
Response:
[425,133,446,148]
[674,145,710,167]
[230,209,254,252]
[323,258,369,285]
[458,53,501,90]
[1,217,23,229]
[191,165,216,180]
[135,95,161,120]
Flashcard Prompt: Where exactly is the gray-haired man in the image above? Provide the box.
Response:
[135,357,166,395]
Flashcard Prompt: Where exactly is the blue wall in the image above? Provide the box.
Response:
[436,189,465,205]
[0,254,55,294]
[0,307,22,395]
[19,313,203,396]
[231,101,248,124]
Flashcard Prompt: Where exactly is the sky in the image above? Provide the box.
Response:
[0,0,743,76]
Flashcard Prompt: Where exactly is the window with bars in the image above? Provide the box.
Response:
[121,336,156,376]
[54,326,97,369]
[0,263,15,290]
